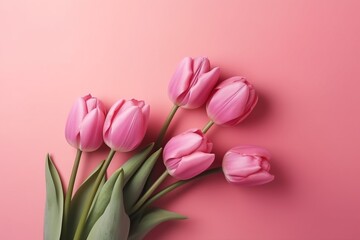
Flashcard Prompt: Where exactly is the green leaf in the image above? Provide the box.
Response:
[83,168,122,239]
[44,154,64,240]
[87,170,130,240]
[65,161,105,239]
[128,208,186,240]
[122,143,154,184]
[124,148,162,212]
[82,143,153,239]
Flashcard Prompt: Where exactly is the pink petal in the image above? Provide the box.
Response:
[214,76,245,89]
[103,99,125,136]
[141,104,150,126]
[65,97,87,148]
[230,145,271,160]
[193,57,210,74]
[79,108,105,152]
[207,81,250,125]
[261,160,271,171]
[85,97,97,112]
[106,106,146,152]
[231,87,258,125]
[163,131,203,159]
[183,67,220,109]
[168,57,193,104]
[223,153,262,177]
[170,152,215,180]
[231,170,274,186]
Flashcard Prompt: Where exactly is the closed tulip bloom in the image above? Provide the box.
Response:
[168,57,220,109]
[65,94,106,152]
[206,77,258,126]
[163,129,215,180]
[222,145,274,186]
[103,99,149,152]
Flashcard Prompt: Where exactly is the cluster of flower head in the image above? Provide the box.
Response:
[65,56,274,186]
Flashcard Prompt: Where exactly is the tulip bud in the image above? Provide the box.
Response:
[103,99,150,152]
[168,57,220,109]
[222,145,274,186]
[206,77,258,126]
[65,94,106,152]
[163,129,215,180]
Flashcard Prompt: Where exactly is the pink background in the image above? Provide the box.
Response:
[1,0,360,239]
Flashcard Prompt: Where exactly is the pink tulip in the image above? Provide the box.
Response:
[222,145,274,186]
[65,94,106,152]
[163,129,215,180]
[206,76,258,126]
[168,57,220,109]
[103,99,149,152]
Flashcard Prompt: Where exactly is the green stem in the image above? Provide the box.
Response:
[130,170,169,214]
[62,149,82,239]
[73,149,116,240]
[154,105,179,149]
[202,120,215,134]
[131,167,222,219]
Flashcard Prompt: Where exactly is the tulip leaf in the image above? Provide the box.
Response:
[86,170,130,240]
[82,143,153,239]
[44,154,64,240]
[124,148,162,212]
[128,208,187,240]
[65,161,105,239]
[83,168,122,239]
[122,143,154,184]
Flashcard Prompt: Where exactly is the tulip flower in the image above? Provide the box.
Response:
[168,57,220,109]
[222,145,274,186]
[206,76,258,126]
[63,94,106,237]
[103,99,150,152]
[65,94,106,152]
[163,129,215,180]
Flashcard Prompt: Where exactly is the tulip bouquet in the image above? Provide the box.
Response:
[44,57,275,240]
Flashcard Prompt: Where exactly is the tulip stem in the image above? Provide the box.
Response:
[62,149,82,239]
[73,149,116,240]
[154,104,179,149]
[131,167,222,219]
[202,120,215,134]
[130,170,169,214]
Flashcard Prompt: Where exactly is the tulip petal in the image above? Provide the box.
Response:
[184,67,220,109]
[261,160,271,171]
[232,170,274,186]
[141,104,150,127]
[65,97,88,148]
[163,131,203,160]
[223,153,262,177]
[79,108,105,151]
[108,106,146,152]
[168,57,193,104]
[193,57,210,75]
[196,137,213,153]
[207,81,250,125]
[229,88,258,125]
[230,145,271,160]
[86,98,98,112]
[103,99,125,135]
[171,152,215,180]
[213,76,245,89]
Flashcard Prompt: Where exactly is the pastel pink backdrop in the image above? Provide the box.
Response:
[1,0,360,239]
